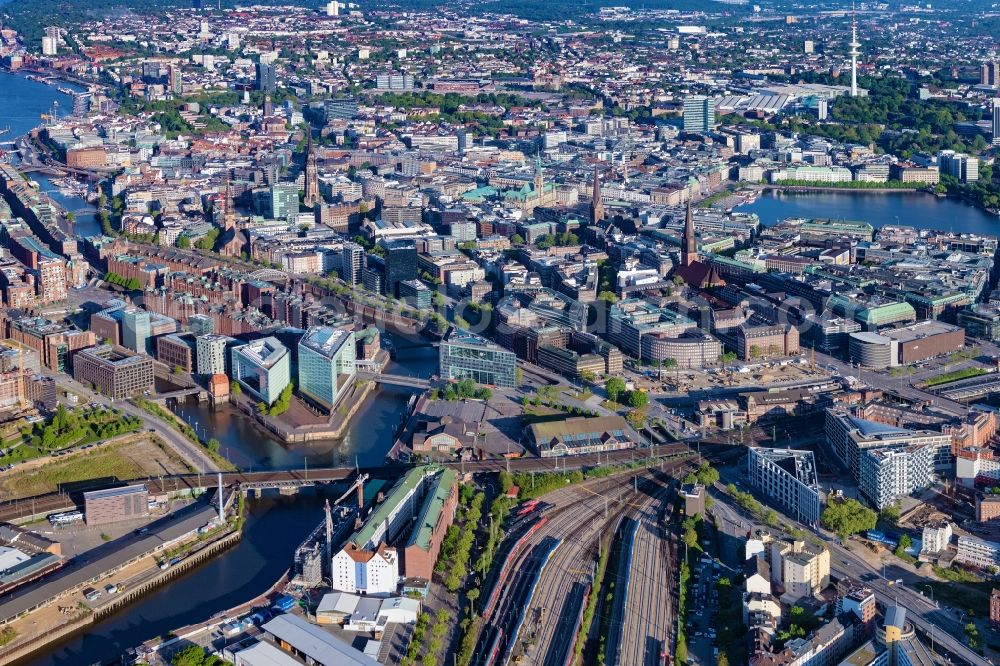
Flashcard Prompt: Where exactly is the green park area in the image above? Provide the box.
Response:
[0,404,143,467]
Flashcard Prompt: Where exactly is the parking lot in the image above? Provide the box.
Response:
[686,540,720,666]
[35,497,195,560]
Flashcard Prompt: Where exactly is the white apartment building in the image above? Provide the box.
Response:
[857,444,934,510]
[196,334,234,376]
[956,535,1000,569]
[747,447,822,525]
[330,544,399,596]
[921,522,953,554]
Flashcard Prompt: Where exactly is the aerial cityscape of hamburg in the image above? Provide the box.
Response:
[3,0,1000,665]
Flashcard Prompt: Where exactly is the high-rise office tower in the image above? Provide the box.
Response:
[256,62,276,93]
[269,183,299,221]
[169,65,183,95]
[383,241,417,297]
[982,62,1000,87]
[993,99,1000,146]
[122,309,151,354]
[849,11,861,97]
[341,243,365,285]
[682,95,716,133]
[41,26,59,56]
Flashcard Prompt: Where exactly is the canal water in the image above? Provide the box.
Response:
[24,491,338,666]
[22,335,436,666]
[171,336,438,470]
[737,189,1000,235]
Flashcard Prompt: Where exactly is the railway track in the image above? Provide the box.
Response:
[0,447,698,524]
[515,463,693,666]
[473,469,677,666]
[615,488,675,666]
[602,473,678,666]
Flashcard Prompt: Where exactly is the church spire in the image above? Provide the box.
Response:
[591,163,605,224]
[303,129,320,207]
[682,200,697,267]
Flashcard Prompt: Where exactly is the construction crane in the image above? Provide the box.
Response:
[334,472,369,510]
[40,101,60,127]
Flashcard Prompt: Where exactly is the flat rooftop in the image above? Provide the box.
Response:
[882,320,961,343]
[300,326,353,359]
[0,497,218,623]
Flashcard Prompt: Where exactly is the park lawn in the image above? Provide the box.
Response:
[0,438,189,499]
[924,368,988,388]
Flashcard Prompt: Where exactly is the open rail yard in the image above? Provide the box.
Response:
[471,457,693,666]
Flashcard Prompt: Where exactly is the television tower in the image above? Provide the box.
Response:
[849,6,861,97]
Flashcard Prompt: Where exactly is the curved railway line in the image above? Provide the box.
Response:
[477,458,694,666]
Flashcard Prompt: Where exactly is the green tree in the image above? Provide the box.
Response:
[880,502,902,525]
[498,470,513,495]
[627,390,649,409]
[675,637,688,665]
[171,645,215,666]
[176,235,191,249]
[821,499,877,539]
[605,377,626,403]
[695,462,720,486]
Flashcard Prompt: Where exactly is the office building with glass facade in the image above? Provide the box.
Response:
[439,327,517,388]
[298,326,357,413]
[231,336,290,404]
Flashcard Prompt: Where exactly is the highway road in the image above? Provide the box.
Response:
[827,540,987,666]
[809,348,969,417]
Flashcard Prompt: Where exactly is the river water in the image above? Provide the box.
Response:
[0,71,101,237]
[0,72,70,141]
[737,189,1000,235]
[171,339,439,471]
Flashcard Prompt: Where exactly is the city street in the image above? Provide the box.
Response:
[56,376,220,473]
